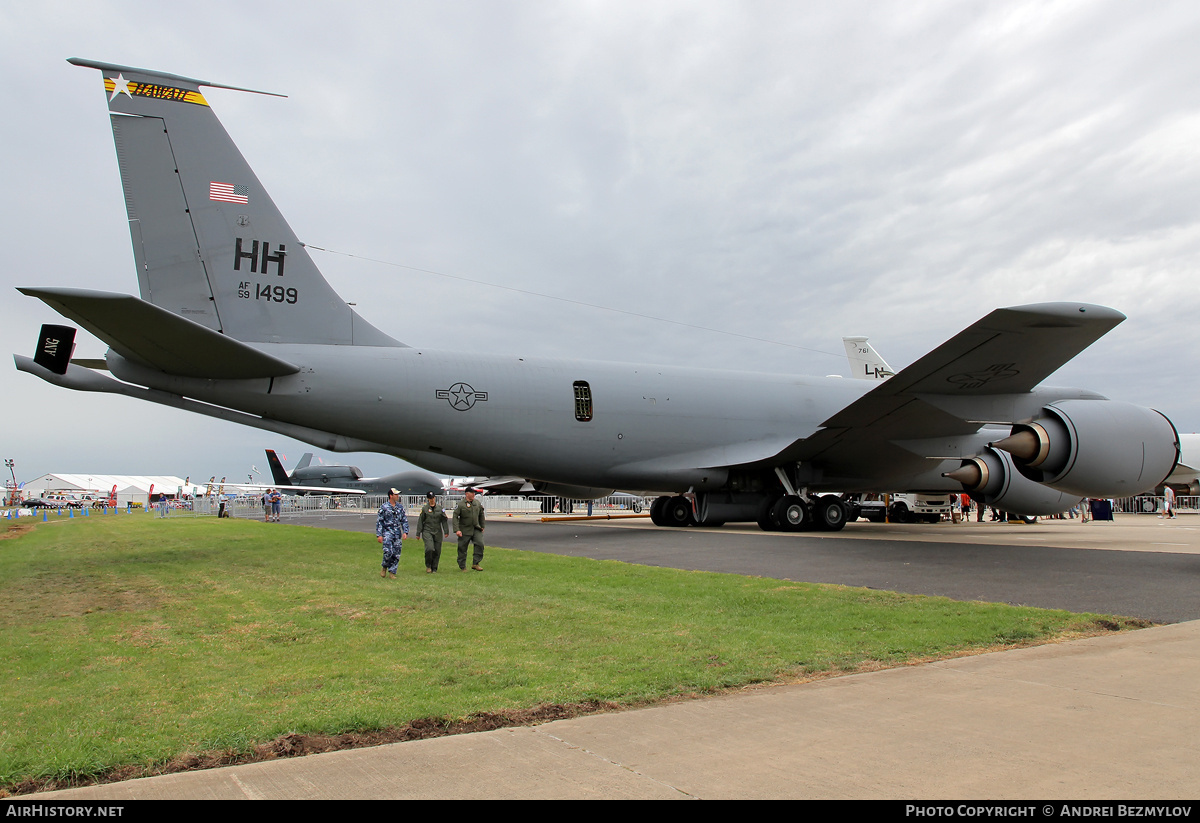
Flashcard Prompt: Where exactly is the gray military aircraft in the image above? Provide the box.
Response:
[13,59,1181,532]
[1164,433,1199,496]
[265,449,442,496]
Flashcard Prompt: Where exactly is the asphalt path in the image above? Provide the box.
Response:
[290,513,1200,623]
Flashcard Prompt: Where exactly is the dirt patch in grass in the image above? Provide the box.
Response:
[4,700,620,796]
[0,573,165,627]
[0,522,33,540]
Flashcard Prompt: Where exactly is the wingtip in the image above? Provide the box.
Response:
[999,302,1127,324]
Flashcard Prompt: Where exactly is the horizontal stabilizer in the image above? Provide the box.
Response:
[18,287,298,378]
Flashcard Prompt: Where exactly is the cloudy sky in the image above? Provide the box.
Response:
[2,0,1198,487]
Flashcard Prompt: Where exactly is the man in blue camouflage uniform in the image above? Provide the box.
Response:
[375,488,410,578]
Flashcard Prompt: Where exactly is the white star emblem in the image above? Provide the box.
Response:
[108,73,133,102]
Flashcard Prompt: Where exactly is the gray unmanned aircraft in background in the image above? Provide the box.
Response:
[264,450,442,496]
[14,59,1181,532]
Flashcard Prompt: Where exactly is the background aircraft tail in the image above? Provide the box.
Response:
[264,450,294,486]
[69,59,400,348]
[842,336,895,380]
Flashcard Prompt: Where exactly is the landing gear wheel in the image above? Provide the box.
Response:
[757,497,780,531]
[664,495,694,527]
[649,496,670,527]
[814,496,848,531]
[771,495,809,531]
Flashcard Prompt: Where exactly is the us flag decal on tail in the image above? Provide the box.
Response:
[209,181,249,204]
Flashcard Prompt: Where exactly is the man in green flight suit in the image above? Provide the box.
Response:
[453,488,486,571]
[417,490,450,573]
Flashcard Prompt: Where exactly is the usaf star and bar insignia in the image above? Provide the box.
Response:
[436,382,488,411]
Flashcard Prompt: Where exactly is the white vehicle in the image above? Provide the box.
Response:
[848,493,954,523]
[888,493,955,524]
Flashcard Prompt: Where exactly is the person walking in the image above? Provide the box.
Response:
[417,491,450,573]
[453,488,486,571]
[376,488,410,579]
[1162,485,1177,519]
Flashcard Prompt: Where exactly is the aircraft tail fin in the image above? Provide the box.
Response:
[264,450,293,487]
[295,453,314,471]
[842,336,895,380]
[68,58,402,348]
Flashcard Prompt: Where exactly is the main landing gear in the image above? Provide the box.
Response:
[651,492,849,532]
[757,493,848,532]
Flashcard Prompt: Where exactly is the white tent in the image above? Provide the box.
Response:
[21,474,189,507]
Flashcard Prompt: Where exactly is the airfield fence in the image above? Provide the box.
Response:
[9,495,1195,520]
[179,493,651,520]
[1113,495,1199,514]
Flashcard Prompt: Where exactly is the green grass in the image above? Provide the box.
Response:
[0,514,1135,788]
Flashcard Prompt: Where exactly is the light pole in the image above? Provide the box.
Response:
[4,459,15,506]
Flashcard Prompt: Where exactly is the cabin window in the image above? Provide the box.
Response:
[573,381,593,422]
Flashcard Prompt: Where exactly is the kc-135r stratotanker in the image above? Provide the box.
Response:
[13,59,1180,531]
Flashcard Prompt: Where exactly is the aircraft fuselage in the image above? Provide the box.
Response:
[109,344,872,492]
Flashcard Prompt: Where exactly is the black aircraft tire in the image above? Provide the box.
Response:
[814,496,848,531]
[756,497,780,531]
[649,496,670,527]
[771,495,808,531]
[664,495,694,527]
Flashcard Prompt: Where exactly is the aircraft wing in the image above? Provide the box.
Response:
[1166,433,1199,486]
[764,303,1126,480]
[835,303,1123,405]
[227,482,366,495]
[465,477,536,495]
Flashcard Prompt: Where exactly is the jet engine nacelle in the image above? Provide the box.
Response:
[992,400,1179,498]
[946,448,1082,516]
